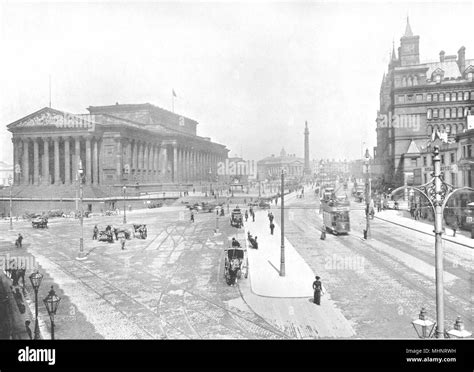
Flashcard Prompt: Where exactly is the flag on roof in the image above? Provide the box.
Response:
[172,89,177,97]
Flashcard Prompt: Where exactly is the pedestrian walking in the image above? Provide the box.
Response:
[15,233,23,248]
[25,320,33,340]
[17,265,26,288]
[312,276,324,305]
[320,225,326,240]
[190,211,195,223]
[452,219,459,237]
[120,235,126,250]
[252,211,255,222]
[245,210,248,222]
[270,222,275,235]
[92,225,99,240]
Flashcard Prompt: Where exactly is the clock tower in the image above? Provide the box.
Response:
[400,17,420,66]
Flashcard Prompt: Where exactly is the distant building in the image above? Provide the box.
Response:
[257,148,304,181]
[0,161,13,187]
[374,18,474,187]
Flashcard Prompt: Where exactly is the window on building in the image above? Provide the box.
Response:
[464,91,470,100]
[451,173,457,186]
[468,73,474,81]
[423,156,427,166]
[465,107,469,117]
[439,109,445,119]
[433,93,439,102]
[424,174,427,183]
[450,152,455,163]
[441,155,445,164]
[427,94,432,102]
[452,107,457,118]
[416,94,423,102]
[452,124,457,135]
[433,109,439,118]
[440,93,445,101]
[458,92,463,101]
[435,75,441,83]
[471,91,474,100]
[445,108,450,119]
[468,145,472,158]
[447,93,452,101]
[402,77,407,87]
[446,125,451,134]
[407,94,414,102]
[411,158,417,167]
[427,109,432,119]
[398,95,405,104]
[458,107,463,118]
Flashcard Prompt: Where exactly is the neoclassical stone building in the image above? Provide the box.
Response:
[7,103,228,197]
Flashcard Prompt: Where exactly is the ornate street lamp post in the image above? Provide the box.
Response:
[391,146,473,338]
[8,175,13,230]
[123,186,127,224]
[43,286,61,340]
[364,149,371,239]
[447,316,472,338]
[412,307,436,338]
[76,161,86,260]
[280,168,286,277]
[29,270,43,340]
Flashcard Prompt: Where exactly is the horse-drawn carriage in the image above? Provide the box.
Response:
[224,238,248,286]
[98,225,114,242]
[230,207,243,228]
[32,216,48,229]
[133,224,147,239]
[258,200,271,209]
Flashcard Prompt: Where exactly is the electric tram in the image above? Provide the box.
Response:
[321,191,351,235]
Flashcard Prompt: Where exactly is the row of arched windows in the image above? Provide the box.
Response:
[401,75,419,87]
[427,107,471,120]
[426,123,464,135]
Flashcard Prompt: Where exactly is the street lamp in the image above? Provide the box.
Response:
[391,146,473,338]
[123,186,127,224]
[8,175,13,230]
[76,161,86,260]
[43,286,61,340]
[29,270,43,340]
[280,168,286,277]
[364,149,371,239]
[412,307,436,339]
[446,316,471,338]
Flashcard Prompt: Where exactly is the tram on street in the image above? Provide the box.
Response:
[321,192,351,235]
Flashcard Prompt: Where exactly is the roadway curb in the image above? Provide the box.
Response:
[374,215,474,249]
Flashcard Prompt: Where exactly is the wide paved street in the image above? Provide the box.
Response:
[280,189,473,338]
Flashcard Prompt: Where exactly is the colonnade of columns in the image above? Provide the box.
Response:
[12,136,100,186]
[173,145,225,183]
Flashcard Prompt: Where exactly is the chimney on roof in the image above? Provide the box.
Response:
[439,50,445,63]
[458,46,466,74]
[116,102,119,105]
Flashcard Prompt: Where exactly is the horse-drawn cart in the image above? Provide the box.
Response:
[224,238,248,286]
[32,217,48,229]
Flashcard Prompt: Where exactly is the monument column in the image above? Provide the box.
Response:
[33,139,39,185]
[53,137,60,185]
[22,139,30,185]
[64,137,71,185]
[42,138,50,185]
[93,138,99,185]
[86,137,92,185]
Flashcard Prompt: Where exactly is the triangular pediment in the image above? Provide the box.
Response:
[7,107,96,131]
[406,139,421,154]
[431,68,444,76]
[464,65,474,73]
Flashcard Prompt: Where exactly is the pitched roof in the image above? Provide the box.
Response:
[406,139,421,154]
[425,60,461,79]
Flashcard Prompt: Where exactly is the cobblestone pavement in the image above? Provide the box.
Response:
[277,191,473,338]
[0,208,287,339]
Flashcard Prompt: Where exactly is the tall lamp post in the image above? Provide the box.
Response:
[8,175,13,230]
[391,146,473,338]
[364,149,371,239]
[280,168,286,277]
[122,186,127,224]
[43,286,61,340]
[29,270,43,340]
[76,161,86,260]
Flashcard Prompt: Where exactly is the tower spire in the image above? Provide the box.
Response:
[404,16,413,37]
[391,40,397,61]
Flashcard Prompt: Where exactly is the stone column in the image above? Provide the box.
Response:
[144,144,150,181]
[53,137,60,185]
[33,139,39,185]
[93,139,99,185]
[138,141,143,179]
[185,149,189,182]
[154,145,159,181]
[173,144,178,183]
[74,137,81,179]
[86,137,92,185]
[126,141,132,178]
[12,139,19,185]
[116,139,122,178]
[42,138,50,185]
[22,139,30,185]
[149,145,155,182]
[64,138,71,185]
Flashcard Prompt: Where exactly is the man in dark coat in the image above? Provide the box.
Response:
[270,222,275,235]
[92,225,99,240]
[312,276,323,305]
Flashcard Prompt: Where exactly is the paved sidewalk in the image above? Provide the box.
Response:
[375,210,474,248]
[244,209,315,297]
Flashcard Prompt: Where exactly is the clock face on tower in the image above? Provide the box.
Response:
[404,44,415,53]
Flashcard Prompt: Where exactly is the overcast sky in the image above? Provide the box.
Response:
[1,1,473,165]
